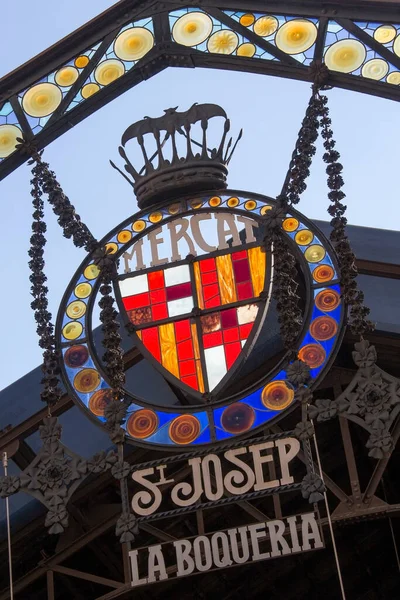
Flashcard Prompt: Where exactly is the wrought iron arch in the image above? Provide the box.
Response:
[1,0,400,180]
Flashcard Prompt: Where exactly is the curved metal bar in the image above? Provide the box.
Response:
[1,0,400,181]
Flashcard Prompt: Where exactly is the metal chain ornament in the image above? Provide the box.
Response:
[11,138,137,541]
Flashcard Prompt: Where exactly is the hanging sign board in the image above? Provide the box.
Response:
[131,436,302,518]
[129,511,324,587]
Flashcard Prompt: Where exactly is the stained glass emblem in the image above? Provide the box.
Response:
[116,245,269,396]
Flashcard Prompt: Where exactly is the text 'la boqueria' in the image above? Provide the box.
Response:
[129,512,323,586]
[131,437,301,516]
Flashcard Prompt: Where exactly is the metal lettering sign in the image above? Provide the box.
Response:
[129,512,324,587]
[131,436,301,517]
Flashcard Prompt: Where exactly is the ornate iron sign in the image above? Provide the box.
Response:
[130,435,301,518]
[56,104,344,448]
[129,511,323,587]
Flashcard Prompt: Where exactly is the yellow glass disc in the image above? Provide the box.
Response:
[209,196,221,207]
[191,199,203,209]
[227,197,239,207]
[0,124,21,158]
[94,59,125,86]
[84,264,100,280]
[22,83,62,117]
[374,24,396,44]
[75,55,90,68]
[245,200,257,210]
[55,66,79,87]
[132,220,146,232]
[75,282,92,299]
[81,83,100,99]
[282,217,299,232]
[394,34,400,57]
[117,230,132,243]
[207,30,239,55]
[254,16,278,37]
[295,229,314,245]
[62,321,83,340]
[168,203,180,214]
[66,300,86,319]
[275,19,317,54]
[260,205,272,215]
[387,71,400,85]
[361,58,389,80]
[237,43,256,57]
[114,27,154,61]
[240,14,255,27]
[74,368,101,393]
[172,12,213,47]
[149,211,163,223]
[304,244,326,263]
[325,39,366,73]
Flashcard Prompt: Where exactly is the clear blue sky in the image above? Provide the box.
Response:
[1,1,399,390]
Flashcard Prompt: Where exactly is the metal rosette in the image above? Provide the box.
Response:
[56,191,344,448]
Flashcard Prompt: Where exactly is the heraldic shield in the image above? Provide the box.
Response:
[115,240,271,399]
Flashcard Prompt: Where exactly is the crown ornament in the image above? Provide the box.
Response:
[110,103,242,208]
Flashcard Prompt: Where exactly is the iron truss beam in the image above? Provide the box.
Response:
[1,0,400,181]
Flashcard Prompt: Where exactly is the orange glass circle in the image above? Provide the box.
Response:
[244,200,257,211]
[190,199,203,209]
[127,409,159,438]
[75,55,90,68]
[132,220,146,232]
[315,289,341,312]
[168,203,180,214]
[89,389,113,416]
[149,211,163,223]
[240,13,255,27]
[298,344,326,369]
[209,196,221,207]
[221,403,255,434]
[105,242,118,254]
[227,197,239,207]
[169,415,201,444]
[261,381,294,410]
[117,230,132,243]
[283,217,299,232]
[310,316,338,341]
[313,265,334,283]
[260,205,272,215]
[74,368,101,393]
[295,229,314,245]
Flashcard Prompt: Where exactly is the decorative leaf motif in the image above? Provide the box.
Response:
[294,420,314,440]
[116,513,139,543]
[308,398,337,421]
[0,475,20,498]
[301,472,325,503]
[352,339,377,368]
